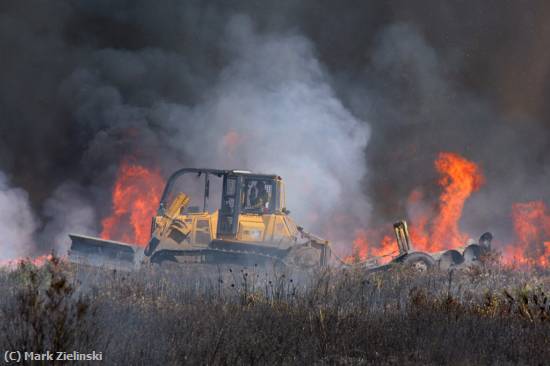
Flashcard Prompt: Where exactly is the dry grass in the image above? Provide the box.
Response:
[1,258,549,365]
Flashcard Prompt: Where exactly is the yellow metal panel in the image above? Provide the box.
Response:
[262,214,276,241]
[191,213,212,245]
[273,215,293,246]
[283,216,299,237]
[237,215,265,242]
[210,210,218,238]
[166,193,190,219]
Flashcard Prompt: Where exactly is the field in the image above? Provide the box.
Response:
[1,258,550,365]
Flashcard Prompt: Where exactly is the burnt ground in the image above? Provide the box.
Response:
[1,259,550,365]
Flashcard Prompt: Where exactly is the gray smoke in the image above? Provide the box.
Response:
[1,1,550,258]
[356,21,550,244]
[41,14,370,253]
[0,172,37,259]
[41,183,98,255]
[158,17,370,234]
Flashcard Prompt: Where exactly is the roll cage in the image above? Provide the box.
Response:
[156,168,285,237]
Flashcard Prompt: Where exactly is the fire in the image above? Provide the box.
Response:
[222,130,245,157]
[100,160,165,246]
[0,254,54,268]
[351,229,370,260]
[407,189,430,250]
[377,234,396,262]
[503,201,550,267]
[348,229,395,264]
[350,152,484,262]
[427,152,485,251]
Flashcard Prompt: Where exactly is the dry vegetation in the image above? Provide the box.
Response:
[1,258,550,365]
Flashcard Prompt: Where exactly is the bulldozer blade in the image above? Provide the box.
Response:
[68,234,143,270]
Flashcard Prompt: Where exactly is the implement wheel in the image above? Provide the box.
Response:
[399,252,436,271]
[463,244,482,264]
[439,250,465,270]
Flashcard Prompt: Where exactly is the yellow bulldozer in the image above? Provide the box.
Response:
[69,168,331,269]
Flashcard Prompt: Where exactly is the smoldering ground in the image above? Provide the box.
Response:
[1,1,550,258]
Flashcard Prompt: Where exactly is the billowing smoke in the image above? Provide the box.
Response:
[356,20,550,244]
[1,1,550,257]
[57,14,369,249]
[0,172,37,259]
[0,2,371,256]
[41,183,97,255]
[157,17,370,236]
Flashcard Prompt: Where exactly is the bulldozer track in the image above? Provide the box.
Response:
[158,246,293,268]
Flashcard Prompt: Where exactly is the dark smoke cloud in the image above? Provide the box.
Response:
[1,1,549,256]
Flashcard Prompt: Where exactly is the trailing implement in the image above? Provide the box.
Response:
[353,221,494,272]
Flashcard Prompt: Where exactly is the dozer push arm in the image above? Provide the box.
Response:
[145,193,193,256]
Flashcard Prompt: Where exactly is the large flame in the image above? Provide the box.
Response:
[407,189,431,250]
[348,229,395,264]
[350,152,484,262]
[100,160,165,246]
[427,152,485,251]
[503,201,550,267]
[349,151,550,269]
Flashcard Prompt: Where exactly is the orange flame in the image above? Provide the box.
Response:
[351,229,370,260]
[503,201,550,267]
[100,160,165,246]
[0,254,55,268]
[349,152,484,262]
[428,152,485,251]
[407,189,431,250]
[222,130,245,157]
[347,229,395,264]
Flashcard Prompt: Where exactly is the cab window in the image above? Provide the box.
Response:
[242,179,274,213]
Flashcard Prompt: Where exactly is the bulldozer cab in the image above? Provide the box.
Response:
[218,173,285,238]
[158,168,224,216]
[156,169,286,240]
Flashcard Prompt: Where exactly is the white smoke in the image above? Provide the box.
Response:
[0,171,37,260]
[41,182,97,254]
[24,14,371,252]
[155,16,370,240]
